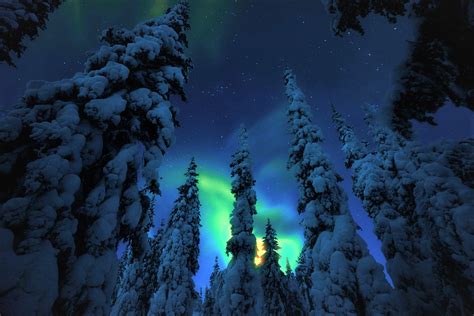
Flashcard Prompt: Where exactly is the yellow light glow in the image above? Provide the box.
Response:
[255,237,266,266]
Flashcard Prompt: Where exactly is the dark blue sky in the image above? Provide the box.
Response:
[0,0,472,291]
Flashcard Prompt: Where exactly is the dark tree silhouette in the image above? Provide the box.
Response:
[321,0,474,138]
[0,0,64,66]
[260,219,286,316]
[391,0,474,137]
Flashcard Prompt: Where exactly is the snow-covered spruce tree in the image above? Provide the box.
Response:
[111,206,166,316]
[0,2,191,314]
[0,0,64,66]
[110,245,137,315]
[217,126,263,316]
[284,70,396,315]
[148,157,201,316]
[446,138,474,190]
[193,288,203,315]
[210,256,221,290]
[111,219,165,314]
[139,219,166,313]
[391,0,474,138]
[113,242,133,305]
[366,105,474,313]
[111,187,156,316]
[260,219,286,316]
[332,106,474,314]
[285,258,292,278]
[283,258,307,316]
[410,139,474,314]
[362,105,445,314]
[294,251,312,313]
[362,104,408,157]
[332,105,432,313]
[331,105,368,168]
[203,256,222,316]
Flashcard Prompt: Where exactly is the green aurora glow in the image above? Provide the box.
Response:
[60,0,231,59]
[160,164,303,272]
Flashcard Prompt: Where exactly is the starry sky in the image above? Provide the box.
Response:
[0,0,472,292]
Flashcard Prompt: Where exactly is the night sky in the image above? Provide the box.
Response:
[0,0,472,292]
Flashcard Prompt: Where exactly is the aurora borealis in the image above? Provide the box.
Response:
[1,0,472,293]
[157,157,303,289]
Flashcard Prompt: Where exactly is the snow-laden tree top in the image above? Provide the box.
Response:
[148,157,201,316]
[226,126,258,258]
[284,69,325,214]
[0,1,192,314]
[331,105,368,168]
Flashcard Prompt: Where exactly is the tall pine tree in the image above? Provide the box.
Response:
[203,257,222,316]
[217,126,263,316]
[331,105,368,168]
[260,219,286,316]
[294,252,312,313]
[140,220,166,313]
[111,187,156,316]
[285,70,396,315]
[193,289,204,315]
[284,258,306,315]
[111,215,165,316]
[332,105,474,314]
[411,138,474,314]
[148,158,201,316]
[203,287,214,316]
[285,258,292,278]
[210,256,221,288]
[0,1,191,314]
